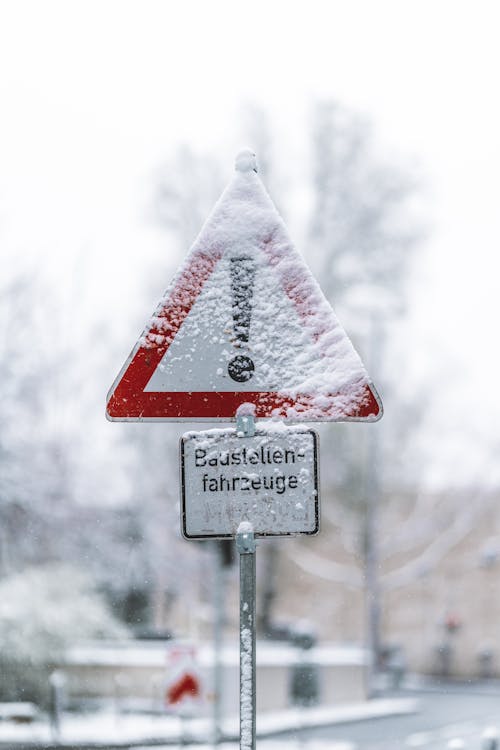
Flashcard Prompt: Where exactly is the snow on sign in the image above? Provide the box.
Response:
[106,149,382,422]
[181,425,319,538]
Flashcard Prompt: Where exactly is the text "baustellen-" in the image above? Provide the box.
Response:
[194,444,309,496]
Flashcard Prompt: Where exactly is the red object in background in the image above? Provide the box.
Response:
[444,613,462,633]
[166,672,200,706]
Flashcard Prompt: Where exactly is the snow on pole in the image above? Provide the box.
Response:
[236,521,256,750]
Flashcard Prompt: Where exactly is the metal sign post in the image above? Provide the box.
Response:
[107,151,384,750]
[236,524,256,750]
[212,543,224,746]
[236,413,256,750]
[181,411,319,748]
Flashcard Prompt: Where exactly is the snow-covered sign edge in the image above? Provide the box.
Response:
[106,150,383,423]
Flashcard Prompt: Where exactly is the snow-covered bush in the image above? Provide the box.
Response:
[0,563,128,706]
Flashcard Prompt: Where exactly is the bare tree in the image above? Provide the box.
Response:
[154,145,224,254]
[107,146,229,633]
[298,99,426,675]
[149,107,425,652]
[308,100,419,325]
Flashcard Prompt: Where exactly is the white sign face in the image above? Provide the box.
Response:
[180,427,319,539]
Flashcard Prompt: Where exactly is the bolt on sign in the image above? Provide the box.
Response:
[181,426,319,539]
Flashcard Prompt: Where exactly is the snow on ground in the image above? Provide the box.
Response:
[144,744,354,750]
[66,639,368,668]
[0,698,417,747]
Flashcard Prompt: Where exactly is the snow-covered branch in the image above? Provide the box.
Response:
[290,545,363,589]
[289,491,494,594]
[381,492,494,591]
[380,492,445,559]
[319,502,361,556]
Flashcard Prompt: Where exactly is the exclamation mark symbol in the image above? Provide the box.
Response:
[228,257,256,382]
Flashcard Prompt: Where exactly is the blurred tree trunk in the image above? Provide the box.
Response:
[258,542,279,635]
[306,99,421,669]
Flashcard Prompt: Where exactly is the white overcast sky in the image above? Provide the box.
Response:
[1,0,499,486]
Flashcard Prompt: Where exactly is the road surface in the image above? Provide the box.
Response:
[279,686,500,749]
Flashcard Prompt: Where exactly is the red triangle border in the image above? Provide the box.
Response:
[106,234,382,422]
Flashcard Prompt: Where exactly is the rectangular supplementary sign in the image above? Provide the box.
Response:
[180,426,319,539]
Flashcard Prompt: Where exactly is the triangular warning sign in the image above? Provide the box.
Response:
[106,150,382,422]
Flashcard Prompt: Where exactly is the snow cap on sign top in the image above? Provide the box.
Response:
[106,150,383,422]
[235,148,258,173]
